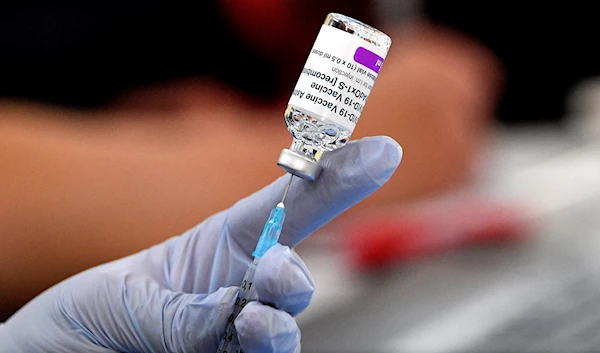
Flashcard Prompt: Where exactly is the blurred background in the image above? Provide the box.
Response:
[2,1,600,351]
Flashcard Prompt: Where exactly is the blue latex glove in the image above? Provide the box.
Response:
[0,136,402,353]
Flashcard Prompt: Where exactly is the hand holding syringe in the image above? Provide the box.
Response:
[217,12,393,353]
[0,137,401,353]
[213,134,401,353]
[0,15,399,353]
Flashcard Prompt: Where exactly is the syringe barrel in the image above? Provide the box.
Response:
[216,258,259,353]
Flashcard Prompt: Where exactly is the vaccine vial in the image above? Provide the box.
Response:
[278,13,392,181]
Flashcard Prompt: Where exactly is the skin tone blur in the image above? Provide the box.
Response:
[0,22,502,318]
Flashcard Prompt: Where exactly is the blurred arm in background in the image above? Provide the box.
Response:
[0,0,503,319]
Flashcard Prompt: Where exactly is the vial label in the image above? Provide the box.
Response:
[288,25,388,132]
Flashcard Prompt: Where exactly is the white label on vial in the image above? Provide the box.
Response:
[288,25,388,132]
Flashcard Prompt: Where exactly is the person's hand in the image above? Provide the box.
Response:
[0,136,402,353]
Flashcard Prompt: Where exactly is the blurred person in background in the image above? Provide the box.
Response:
[0,0,509,320]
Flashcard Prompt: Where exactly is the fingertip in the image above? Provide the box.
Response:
[235,302,300,353]
[255,244,314,316]
[235,302,269,340]
[350,135,403,187]
[379,135,404,168]
[318,135,402,188]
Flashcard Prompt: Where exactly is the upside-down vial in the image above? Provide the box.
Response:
[277,13,392,181]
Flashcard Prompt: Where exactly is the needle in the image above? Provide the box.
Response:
[280,173,294,205]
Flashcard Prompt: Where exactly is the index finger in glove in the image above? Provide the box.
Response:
[227,136,402,249]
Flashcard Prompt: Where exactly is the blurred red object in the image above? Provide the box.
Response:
[343,198,531,271]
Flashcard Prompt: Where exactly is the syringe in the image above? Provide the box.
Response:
[216,174,294,353]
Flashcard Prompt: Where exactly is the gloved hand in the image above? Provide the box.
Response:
[0,136,402,353]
